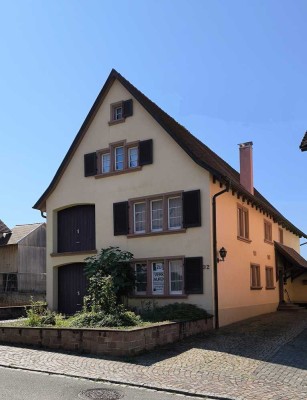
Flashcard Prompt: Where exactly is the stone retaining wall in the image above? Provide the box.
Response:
[0,317,213,356]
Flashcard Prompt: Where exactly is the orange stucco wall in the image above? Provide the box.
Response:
[211,181,302,326]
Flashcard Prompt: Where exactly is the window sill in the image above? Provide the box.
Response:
[250,286,263,290]
[95,166,142,179]
[264,239,274,245]
[108,118,125,126]
[50,250,97,257]
[237,236,252,243]
[130,295,188,299]
[265,286,276,290]
[128,229,186,238]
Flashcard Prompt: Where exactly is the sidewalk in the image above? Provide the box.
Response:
[0,311,306,400]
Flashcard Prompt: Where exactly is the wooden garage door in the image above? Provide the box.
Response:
[57,205,95,253]
[58,263,87,315]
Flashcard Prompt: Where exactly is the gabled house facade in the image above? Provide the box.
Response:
[33,70,307,325]
[0,221,46,305]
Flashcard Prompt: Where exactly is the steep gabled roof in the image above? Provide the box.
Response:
[33,69,307,238]
[0,223,44,246]
[300,132,307,152]
[0,220,11,234]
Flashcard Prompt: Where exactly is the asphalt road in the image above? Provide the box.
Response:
[0,366,207,400]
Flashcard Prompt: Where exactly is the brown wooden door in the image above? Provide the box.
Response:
[57,205,95,253]
[58,263,87,315]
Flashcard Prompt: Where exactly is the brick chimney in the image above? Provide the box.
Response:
[239,141,254,195]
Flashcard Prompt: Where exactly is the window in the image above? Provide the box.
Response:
[265,267,275,289]
[113,190,201,237]
[279,228,283,244]
[152,262,165,295]
[250,264,261,289]
[84,139,153,178]
[151,199,163,231]
[113,104,123,121]
[169,260,183,294]
[128,147,138,168]
[168,197,182,229]
[264,220,272,243]
[134,202,146,233]
[102,153,110,173]
[115,146,124,170]
[132,193,183,234]
[237,205,249,240]
[109,99,133,124]
[132,258,189,296]
[135,263,147,294]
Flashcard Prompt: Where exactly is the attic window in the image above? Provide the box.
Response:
[109,99,133,125]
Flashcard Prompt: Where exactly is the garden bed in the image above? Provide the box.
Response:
[0,317,213,356]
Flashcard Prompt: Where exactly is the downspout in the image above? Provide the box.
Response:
[212,180,230,329]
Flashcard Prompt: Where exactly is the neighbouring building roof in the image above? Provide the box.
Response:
[275,242,307,270]
[0,220,11,234]
[300,132,307,152]
[0,223,44,246]
[33,69,307,239]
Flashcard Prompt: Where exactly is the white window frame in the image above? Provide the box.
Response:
[115,146,124,171]
[168,196,182,230]
[134,202,146,234]
[102,153,111,173]
[150,199,163,232]
[113,105,123,121]
[128,147,138,168]
[169,260,183,295]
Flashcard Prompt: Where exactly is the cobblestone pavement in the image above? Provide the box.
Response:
[0,311,307,400]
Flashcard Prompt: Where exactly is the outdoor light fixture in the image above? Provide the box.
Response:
[217,247,227,262]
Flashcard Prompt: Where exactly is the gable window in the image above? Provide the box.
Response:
[264,219,272,243]
[85,139,153,178]
[115,146,124,170]
[237,204,249,241]
[109,99,133,124]
[250,264,262,289]
[265,266,275,289]
[102,153,111,173]
[134,202,146,233]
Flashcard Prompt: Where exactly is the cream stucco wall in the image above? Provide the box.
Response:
[45,80,214,313]
[211,182,302,326]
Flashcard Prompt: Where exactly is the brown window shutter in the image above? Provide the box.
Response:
[113,201,129,236]
[139,139,153,165]
[84,152,97,177]
[123,99,133,117]
[184,257,203,294]
[183,190,201,228]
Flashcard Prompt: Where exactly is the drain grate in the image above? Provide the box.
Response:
[78,388,124,400]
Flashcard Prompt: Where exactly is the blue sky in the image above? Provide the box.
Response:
[0,0,306,255]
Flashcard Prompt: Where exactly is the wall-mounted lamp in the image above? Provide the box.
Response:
[217,247,227,262]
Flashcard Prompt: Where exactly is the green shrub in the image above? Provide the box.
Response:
[24,298,65,327]
[67,308,141,328]
[140,302,210,322]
